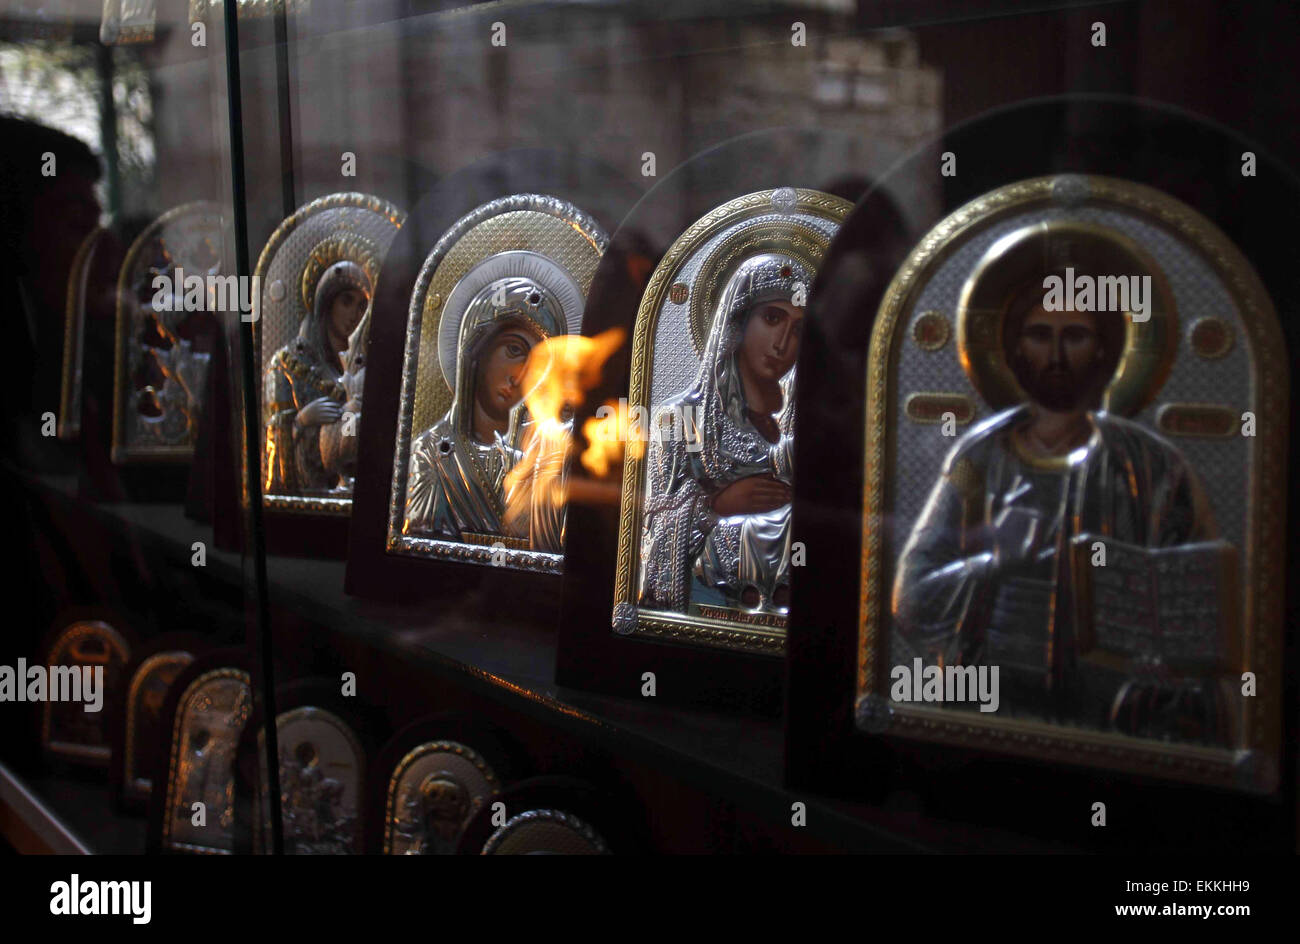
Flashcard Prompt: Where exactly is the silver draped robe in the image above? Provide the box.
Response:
[893,404,1220,727]
[406,415,569,552]
[405,417,515,541]
[638,253,806,614]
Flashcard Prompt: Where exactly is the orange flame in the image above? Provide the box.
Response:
[581,400,644,478]
[520,327,625,434]
[503,327,625,506]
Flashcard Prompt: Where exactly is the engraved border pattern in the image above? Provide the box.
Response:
[480,808,610,855]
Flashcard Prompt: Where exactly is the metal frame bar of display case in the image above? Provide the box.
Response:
[221,0,284,855]
[0,761,92,855]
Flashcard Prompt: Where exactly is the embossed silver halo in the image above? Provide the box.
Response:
[436,250,586,392]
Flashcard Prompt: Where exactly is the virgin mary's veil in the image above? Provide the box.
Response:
[403,275,568,545]
[638,251,809,613]
[689,251,809,478]
[305,259,372,374]
[444,275,566,440]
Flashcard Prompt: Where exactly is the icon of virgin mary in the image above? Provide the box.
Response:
[638,253,809,615]
[263,260,371,494]
[403,276,567,551]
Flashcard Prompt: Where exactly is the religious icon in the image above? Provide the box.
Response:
[385,741,500,855]
[388,194,609,571]
[112,202,227,463]
[263,260,371,496]
[41,620,130,764]
[58,225,108,440]
[255,192,404,513]
[268,707,364,855]
[481,809,611,855]
[162,668,251,854]
[855,175,1286,790]
[611,188,852,654]
[122,650,195,802]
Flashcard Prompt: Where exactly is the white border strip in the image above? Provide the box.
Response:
[0,760,92,855]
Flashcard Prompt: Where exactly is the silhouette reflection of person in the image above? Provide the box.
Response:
[0,117,101,471]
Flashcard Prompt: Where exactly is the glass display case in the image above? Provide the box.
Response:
[1,0,1296,875]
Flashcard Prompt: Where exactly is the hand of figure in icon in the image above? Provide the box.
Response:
[991,504,1050,569]
[711,474,791,517]
[296,396,343,428]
